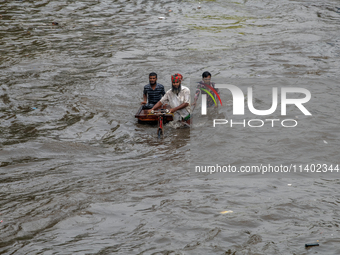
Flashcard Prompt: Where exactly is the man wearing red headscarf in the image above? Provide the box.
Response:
[149,73,191,123]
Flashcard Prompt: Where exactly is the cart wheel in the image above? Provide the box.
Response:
[158,128,163,138]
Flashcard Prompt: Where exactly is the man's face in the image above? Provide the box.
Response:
[149,75,157,85]
[172,81,181,88]
[202,76,211,85]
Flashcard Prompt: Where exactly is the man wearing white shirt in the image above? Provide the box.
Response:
[149,73,191,124]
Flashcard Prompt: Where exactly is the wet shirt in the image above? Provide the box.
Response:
[194,81,220,107]
[160,86,191,118]
[143,83,165,105]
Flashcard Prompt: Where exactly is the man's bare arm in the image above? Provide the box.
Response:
[170,102,189,113]
[141,94,147,105]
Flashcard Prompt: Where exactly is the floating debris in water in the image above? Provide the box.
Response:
[52,22,58,25]
[323,140,328,144]
[287,184,292,186]
[158,17,165,20]
[220,210,233,214]
[305,243,319,247]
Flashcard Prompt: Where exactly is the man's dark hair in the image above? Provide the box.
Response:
[149,72,157,78]
[202,71,211,78]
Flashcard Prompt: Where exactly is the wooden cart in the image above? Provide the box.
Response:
[135,105,174,124]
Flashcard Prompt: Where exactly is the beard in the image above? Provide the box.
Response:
[172,84,181,94]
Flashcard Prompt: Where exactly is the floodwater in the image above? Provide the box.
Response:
[1,0,340,254]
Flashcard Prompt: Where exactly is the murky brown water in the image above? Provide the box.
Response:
[1,0,340,254]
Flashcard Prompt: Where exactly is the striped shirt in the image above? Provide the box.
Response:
[143,83,165,105]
